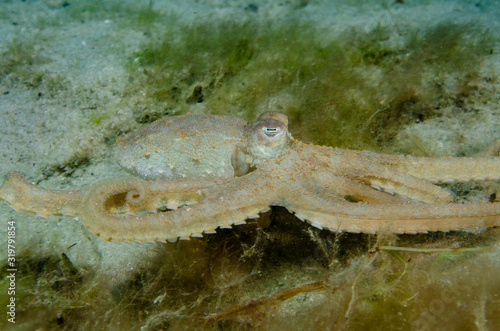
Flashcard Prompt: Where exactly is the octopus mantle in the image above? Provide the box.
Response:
[1,112,499,243]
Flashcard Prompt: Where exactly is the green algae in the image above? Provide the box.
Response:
[0,38,69,93]
[126,17,495,152]
[0,39,42,88]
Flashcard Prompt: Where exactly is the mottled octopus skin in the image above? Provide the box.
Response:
[115,114,250,180]
[1,112,500,243]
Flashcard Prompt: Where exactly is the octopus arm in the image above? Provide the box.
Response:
[302,172,414,204]
[355,163,454,204]
[305,145,453,203]
[0,171,83,218]
[79,173,272,242]
[391,156,500,183]
[354,151,500,184]
[285,190,500,234]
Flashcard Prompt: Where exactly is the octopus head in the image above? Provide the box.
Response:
[249,111,289,158]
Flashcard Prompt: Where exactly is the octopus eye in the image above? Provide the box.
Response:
[250,112,289,157]
[257,120,285,141]
[263,126,280,137]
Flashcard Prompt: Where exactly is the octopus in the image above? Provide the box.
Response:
[1,111,500,243]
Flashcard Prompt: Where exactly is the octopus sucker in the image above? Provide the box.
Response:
[0,111,500,242]
[191,233,203,238]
